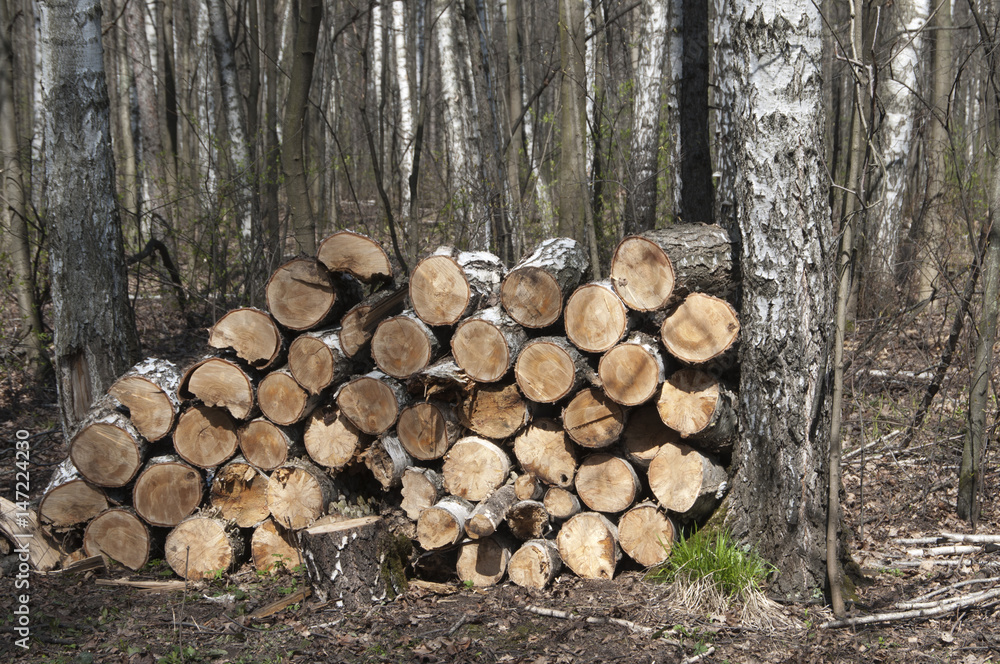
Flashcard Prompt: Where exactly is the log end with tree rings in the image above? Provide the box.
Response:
[508,539,562,589]
[165,515,244,580]
[513,418,577,488]
[556,512,620,580]
[598,337,664,406]
[339,304,373,357]
[501,266,563,328]
[39,475,108,528]
[618,502,677,566]
[251,518,303,573]
[564,282,629,353]
[456,536,511,587]
[609,235,676,311]
[515,338,577,403]
[304,404,368,469]
[442,437,511,502]
[108,358,179,442]
[70,414,145,488]
[400,467,444,520]
[451,309,523,383]
[258,370,316,426]
[561,387,626,449]
[266,257,336,331]
[372,314,437,378]
[208,308,283,369]
[457,381,531,440]
[397,401,457,460]
[656,369,736,451]
[542,486,581,521]
[409,254,470,326]
[181,357,255,420]
[647,442,727,521]
[574,453,640,514]
[416,496,473,550]
[659,292,739,364]
[266,460,333,530]
[83,508,151,570]
[317,230,393,283]
[173,405,240,469]
[621,404,680,469]
[132,457,203,527]
[288,330,348,395]
[336,374,404,435]
[239,419,294,471]
[210,459,271,528]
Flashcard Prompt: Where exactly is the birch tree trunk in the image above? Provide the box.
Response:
[557,0,589,248]
[711,0,737,231]
[392,0,415,217]
[39,0,141,436]
[725,0,833,597]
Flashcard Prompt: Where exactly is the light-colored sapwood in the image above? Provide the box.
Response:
[456,535,511,587]
[513,418,577,488]
[647,442,727,521]
[396,401,461,460]
[443,436,512,502]
[336,372,411,435]
[400,467,444,520]
[303,404,369,470]
[132,456,204,527]
[165,514,245,580]
[556,511,620,580]
[70,403,147,487]
[251,518,303,572]
[108,358,180,441]
[287,328,352,395]
[317,230,393,283]
[416,495,473,550]
[83,507,151,570]
[208,308,285,369]
[500,237,589,328]
[371,312,441,378]
[258,368,320,425]
[451,306,527,382]
[562,387,626,449]
[180,357,257,420]
[656,368,737,453]
[598,332,665,406]
[618,502,677,566]
[266,458,335,530]
[457,381,531,439]
[173,405,240,469]
[574,453,640,514]
[514,337,589,403]
[508,539,562,589]
[564,281,632,353]
[210,457,271,528]
[239,418,303,471]
[659,292,739,365]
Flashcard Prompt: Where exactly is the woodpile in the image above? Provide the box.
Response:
[39,224,739,599]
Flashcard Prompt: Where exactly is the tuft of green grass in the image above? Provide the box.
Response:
[646,528,773,598]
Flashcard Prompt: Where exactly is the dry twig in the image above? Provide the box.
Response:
[822,587,1000,628]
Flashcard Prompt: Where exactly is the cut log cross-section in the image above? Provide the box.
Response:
[400,467,444,520]
[621,404,680,468]
[656,368,737,454]
[417,496,473,550]
[239,418,303,471]
[336,372,411,435]
[456,536,512,587]
[397,401,461,461]
[303,404,369,470]
[647,442,727,521]
[165,515,245,580]
[266,258,361,331]
[173,405,240,469]
[210,458,271,528]
[339,287,408,358]
[500,237,589,328]
[618,502,677,566]
[660,292,740,365]
[508,539,562,589]
[543,487,581,521]
[514,473,544,500]
[251,517,303,572]
[70,401,147,488]
[258,368,320,426]
[598,332,666,407]
[514,337,590,404]
[409,249,504,326]
[180,357,257,420]
[564,281,632,353]
[132,456,203,527]
[208,308,285,369]
[267,458,335,530]
[556,511,620,580]
[317,230,394,283]
[442,436,512,502]
[108,357,180,441]
[371,312,440,378]
[451,306,527,382]
[513,418,577,488]
[562,387,627,449]
[39,459,108,528]
[506,500,550,540]
[288,328,352,395]
[574,453,640,514]
[83,507,152,570]
[458,381,531,440]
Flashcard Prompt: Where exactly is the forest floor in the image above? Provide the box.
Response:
[2,297,1000,664]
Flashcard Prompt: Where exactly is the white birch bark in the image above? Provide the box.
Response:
[665,1,683,219]
[392,0,415,214]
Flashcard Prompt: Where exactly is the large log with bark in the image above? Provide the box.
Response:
[70,401,147,487]
[317,230,394,283]
[598,332,666,406]
[556,512,620,580]
[303,404,369,470]
[514,336,592,403]
[508,539,562,589]
[208,308,285,369]
[287,328,352,395]
[442,436,512,502]
[466,483,517,538]
[39,459,108,528]
[239,418,303,471]
[574,453,640,514]
[416,496,473,550]
[564,281,633,353]
[647,442,727,521]
[258,368,320,425]
[336,372,411,435]
[562,387,627,449]
[656,369,737,454]
[456,535,511,587]
[451,306,527,382]
[371,312,441,378]
[396,401,461,460]
[500,237,589,328]
[165,514,245,580]
[618,502,677,566]
[108,358,180,441]
[210,458,271,528]
[83,507,152,570]
[132,456,203,527]
[173,405,240,469]
[513,419,577,488]
[659,292,740,365]
[266,258,361,331]
[179,357,257,420]
[409,248,504,326]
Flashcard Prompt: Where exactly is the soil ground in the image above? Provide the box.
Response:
[2,300,1000,663]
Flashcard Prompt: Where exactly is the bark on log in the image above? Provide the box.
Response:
[562,387,627,449]
[412,356,475,400]
[239,418,304,471]
[416,495,473,550]
[442,436,512,502]
[543,487,581,521]
[574,453,641,514]
[397,401,461,460]
[208,308,285,369]
[288,327,352,395]
[400,467,444,520]
[70,400,147,487]
[457,380,531,439]
[339,287,408,358]
[556,512,620,580]
[598,332,666,406]
[508,539,562,589]
[266,458,335,530]
[132,456,204,527]
[514,473,544,500]
[317,230,394,283]
[609,224,735,311]
[165,514,245,580]
[210,457,272,528]
[655,368,737,454]
[621,404,680,468]
[456,535,511,587]
[647,442,727,521]
[39,459,108,527]
[108,357,180,441]
[618,502,677,566]
[659,292,740,365]
[466,483,517,538]
[369,311,440,379]
[451,306,527,382]
[251,517,303,572]
[564,280,633,353]
[514,336,592,404]
[258,368,320,425]
[303,403,370,470]
[83,507,151,570]
[266,257,361,331]
[173,404,240,469]
[179,357,257,420]
[336,371,411,435]
[500,237,589,328]
[506,500,551,540]
[513,418,577,488]
[364,433,413,490]
[409,248,504,326]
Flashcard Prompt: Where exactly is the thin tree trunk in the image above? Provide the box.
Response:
[558,0,588,245]
[710,0,736,232]
[680,0,711,222]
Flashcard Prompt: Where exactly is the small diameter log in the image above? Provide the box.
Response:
[83,508,151,570]
[239,418,304,471]
[301,516,407,607]
[618,502,677,566]
[656,369,737,454]
[208,308,285,369]
[339,287,408,358]
[500,237,589,328]
[251,517,303,572]
[70,400,147,487]
[556,512,620,580]
[574,454,640,514]
[515,337,590,404]
[659,292,740,365]
[466,483,517,538]
[39,459,108,528]
[303,403,369,470]
[513,418,577,488]
[442,436,512,502]
[372,311,441,379]
[458,380,531,439]
[621,405,680,469]
[451,306,527,382]
[543,487,581,521]
[336,371,411,435]
[506,500,550,540]
[647,442,727,521]
[397,401,461,461]
[564,281,632,353]
[562,387,627,449]
[317,229,393,283]
[288,328,352,395]
[598,332,665,406]
[400,467,444,520]
[108,357,180,441]
[179,357,257,420]
[609,224,735,310]
[364,434,413,490]
[173,405,240,469]
[165,515,245,580]
[409,248,504,326]
[416,495,474,550]
[266,458,335,530]
[508,539,562,589]
[258,368,320,426]
[210,458,271,528]
[456,535,512,587]
[266,257,361,331]
[514,473,544,501]
[132,456,203,527]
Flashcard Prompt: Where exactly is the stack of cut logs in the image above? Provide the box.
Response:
[40,225,739,605]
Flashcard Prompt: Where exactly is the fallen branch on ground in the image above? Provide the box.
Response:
[522,604,657,635]
[822,587,1000,628]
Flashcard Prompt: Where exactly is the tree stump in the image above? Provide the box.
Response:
[132,456,204,527]
[647,442,727,521]
[317,230,394,283]
[500,237,589,328]
[372,312,441,378]
[165,515,245,580]
[656,368,737,454]
[513,418,577,488]
[443,437,511,502]
[564,281,633,353]
[659,292,739,365]
[451,306,527,382]
[562,387,626,449]
[108,357,180,441]
[179,357,257,420]
[456,535,511,587]
[288,328,352,395]
[251,517,303,572]
[173,405,240,469]
[303,404,369,470]
[258,368,320,426]
[514,336,591,403]
[208,308,285,369]
[574,453,640,514]
[409,248,504,326]
[556,512,620,580]
[239,418,304,471]
[397,401,461,461]
[508,539,562,589]
[83,507,152,570]
[210,458,271,528]
[598,332,666,406]
[618,502,677,566]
